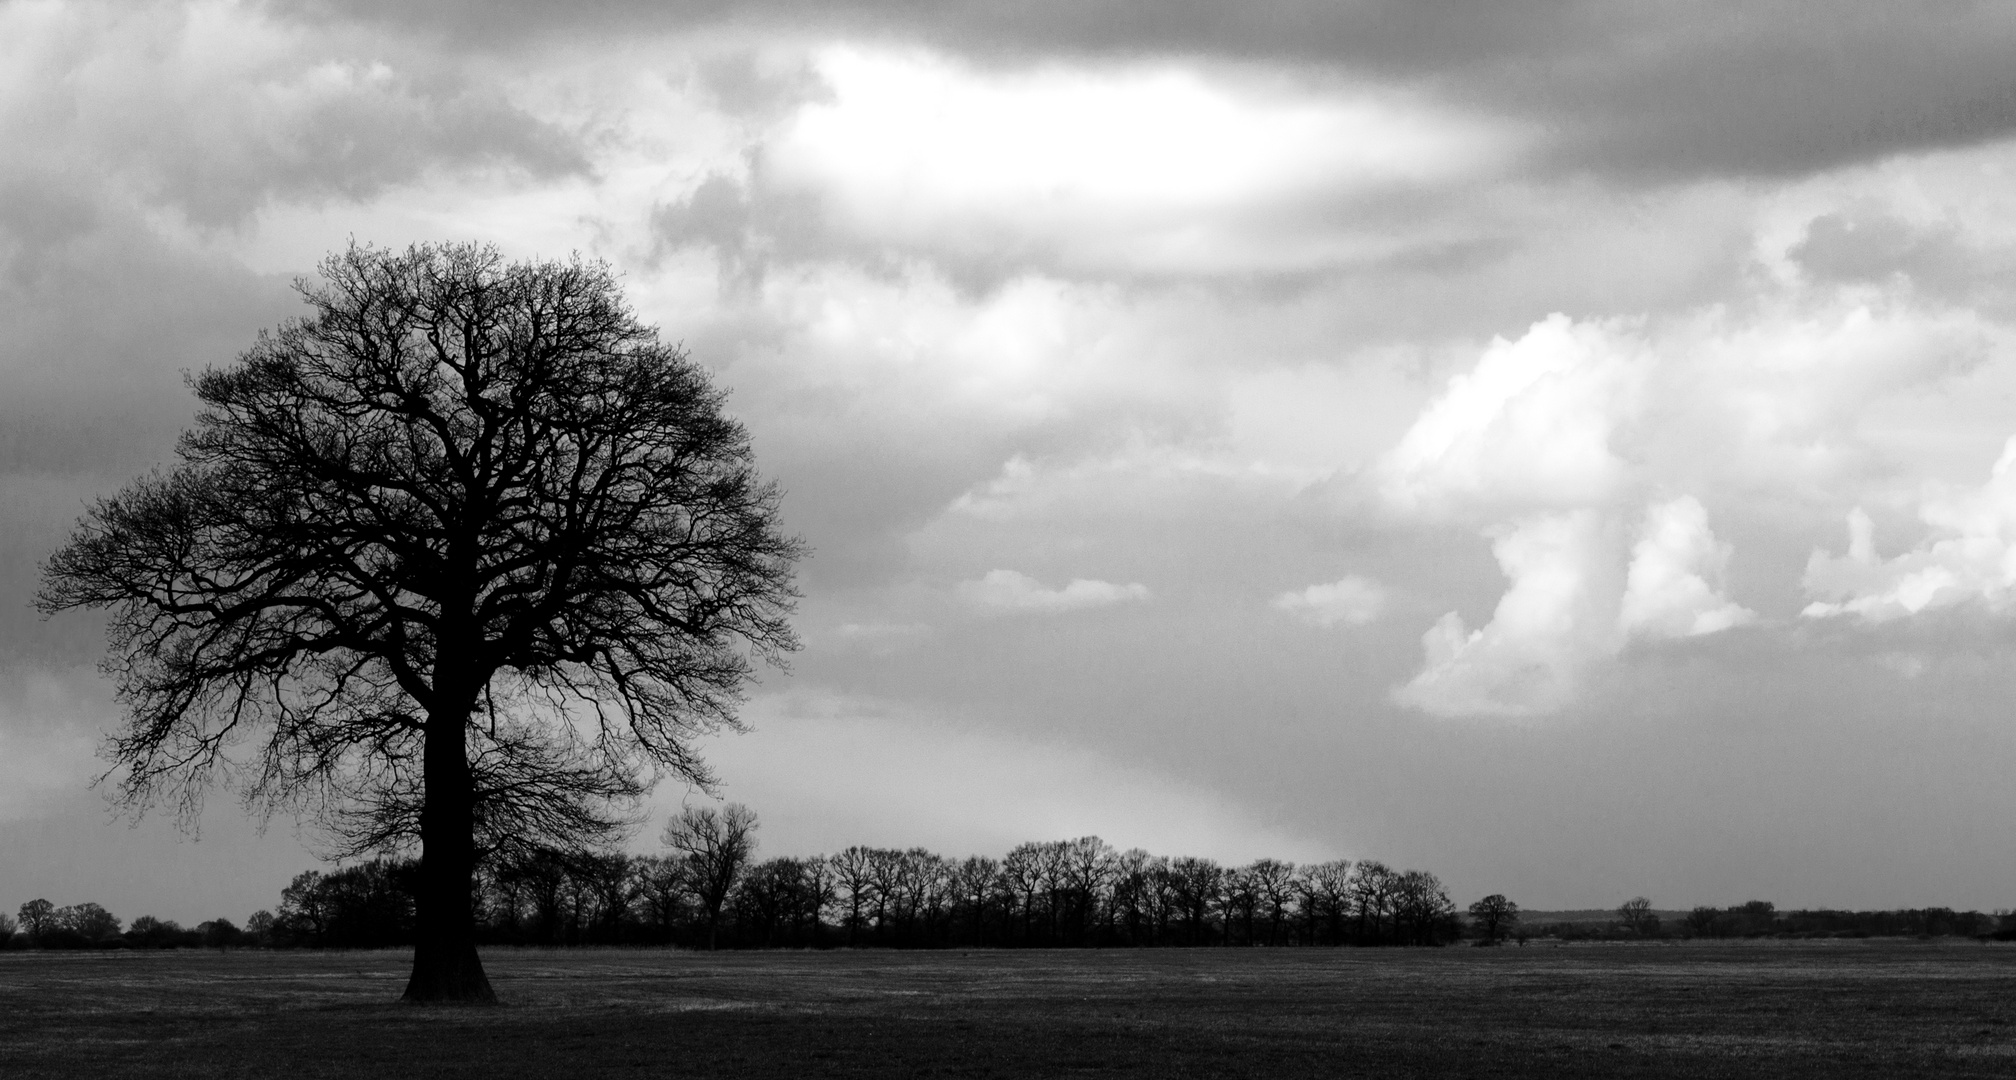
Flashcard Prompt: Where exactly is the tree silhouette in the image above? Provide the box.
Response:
[16,900,53,945]
[1617,896,1661,936]
[38,242,801,1001]
[1467,893,1519,944]
[663,802,759,950]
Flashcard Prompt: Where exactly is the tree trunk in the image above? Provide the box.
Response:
[403,699,495,1004]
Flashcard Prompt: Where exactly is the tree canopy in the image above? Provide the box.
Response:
[39,241,802,1000]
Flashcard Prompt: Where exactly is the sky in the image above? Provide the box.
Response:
[7,0,2016,924]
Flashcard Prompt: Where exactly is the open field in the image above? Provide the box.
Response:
[3,942,2015,1078]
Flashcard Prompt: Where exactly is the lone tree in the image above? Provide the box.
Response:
[38,242,801,1001]
[1618,896,1661,937]
[1466,893,1519,945]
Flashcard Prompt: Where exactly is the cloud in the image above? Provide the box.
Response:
[749,45,1519,280]
[1378,300,1991,526]
[1373,296,1980,717]
[957,569,1150,615]
[1791,210,1968,287]
[286,1,2016,182]
[0,666,107,823]
[1785,207,2016,317]
[1391,496,1753,718]
[1272,576,1386,628]
[1393,511,1622,719]
[1376,313,1645,517]
[0,1,585,228]
[1803,437,2016,621]
[826,621,932,658]
[1618,496,1754,639]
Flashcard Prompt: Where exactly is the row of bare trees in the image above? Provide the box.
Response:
[749,841,1461,949]
[6,808,1463,951]
[422,808,1461,949]
[472,844,1460,949]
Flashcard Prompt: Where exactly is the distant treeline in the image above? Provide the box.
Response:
[7,815,2013,952]
[1529,900,2015,942]
[4,826,1464,950]
[170,845,1461,950]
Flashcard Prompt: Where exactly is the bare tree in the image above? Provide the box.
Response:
[1224,865,1261,945]
[1142,855,1177,944]
[57,903,123,944]
[575,851,641,943]
[497,848,572,943]
[634,855,689,944]
[1393,870,1456,946]
[905,849,954,944]
[866,847,905,940]
[1033,840,1071,943]
[1348,860,1399,944]
[1000,842,1048,944]
[1247,859,1298,946]
[1109,849,1154,945]
[1301,860,1352,945]
[951,855,1000,946]
[16,900,54,945]
[663,803,759,950]
[1060,836,1117,944]
[1168,857,1223,946]
[829,846,876,946]
[1467,893,1519,944]
[1618,896,1661,937]
[276,873,333,946]
[37,242,801,1000]
[732,857,807,947]
[798,855,837,947]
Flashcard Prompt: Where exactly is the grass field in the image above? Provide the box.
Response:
[3,942,2014,1078]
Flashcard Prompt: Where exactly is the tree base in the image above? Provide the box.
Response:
[402,940,497,1004]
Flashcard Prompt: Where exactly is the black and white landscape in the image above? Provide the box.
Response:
[5,2,2016,1074]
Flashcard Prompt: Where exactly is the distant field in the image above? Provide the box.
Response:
[3,942,2015,1078]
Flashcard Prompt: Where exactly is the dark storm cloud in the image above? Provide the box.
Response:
[0,179,299,664]
[280,0,2016,180]
[0,251,298,663]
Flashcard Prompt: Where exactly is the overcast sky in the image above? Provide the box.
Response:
[8,0,2016,923]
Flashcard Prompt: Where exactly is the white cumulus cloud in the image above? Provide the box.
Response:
[1272,575,1386,627]
[1377,302,1990,524]
[957,569,1151,614]
[1394,497,1753,718]
[1618,496,1755,638]
[1374,296,1982,717]
[1803,435,2016,621]
[1377,313,1648,517]
[1393,511,1624,718]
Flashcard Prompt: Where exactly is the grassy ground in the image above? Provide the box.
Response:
[2,942,2014,1078]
